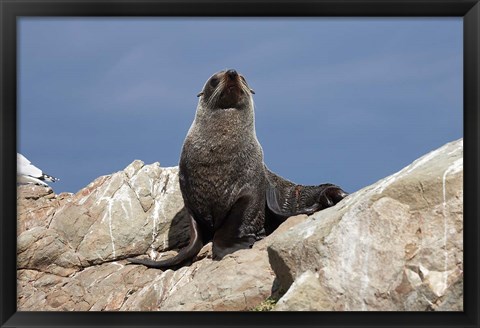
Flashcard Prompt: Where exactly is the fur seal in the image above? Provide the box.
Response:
[127,69,347,269]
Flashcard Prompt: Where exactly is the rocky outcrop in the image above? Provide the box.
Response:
[269,139,463,311]
[17,161,279,311]
[17,139,463,311]
[17,162,190,278]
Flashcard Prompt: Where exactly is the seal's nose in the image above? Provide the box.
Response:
[226,69,238,79]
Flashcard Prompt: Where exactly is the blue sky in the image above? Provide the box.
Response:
[18,18,462,194]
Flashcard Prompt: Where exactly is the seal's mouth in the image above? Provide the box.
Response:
[224,83,241,96]
[217,70,243,108]
[218,88,241,109]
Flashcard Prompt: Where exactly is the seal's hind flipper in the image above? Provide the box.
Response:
[266,182,322,218]
[127,214,203,269]
[264,166,348,233]
[266,183,283,217]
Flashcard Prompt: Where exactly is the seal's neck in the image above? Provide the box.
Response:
[192,101,257,138]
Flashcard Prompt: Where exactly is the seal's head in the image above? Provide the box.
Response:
[197,69,255,110]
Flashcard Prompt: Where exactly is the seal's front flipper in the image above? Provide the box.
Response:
[127,214,203,269]
[211,195,261,260]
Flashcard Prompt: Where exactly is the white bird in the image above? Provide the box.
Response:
[17,153,59,187]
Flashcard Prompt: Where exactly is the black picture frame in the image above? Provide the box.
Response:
[1,1,478,327]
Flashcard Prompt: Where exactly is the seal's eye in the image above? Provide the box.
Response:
[209,77,219,88]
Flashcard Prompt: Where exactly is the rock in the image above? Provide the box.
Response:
[268,139,463,311]
[17,227,284,311]
[17,161,189,275]
[152,237,275,311]
[17,139,463,311]
[17,226,89,276]
[16,160,283,311]
[273,270,329,311]
[18,161,190,271]
[17,184,72,235]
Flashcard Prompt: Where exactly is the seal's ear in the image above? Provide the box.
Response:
[197,92,204,97]
[250,89,255,94]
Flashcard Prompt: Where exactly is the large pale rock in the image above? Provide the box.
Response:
[18,161,190,274]
[268,139,463,311]
[17,225,290,311]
